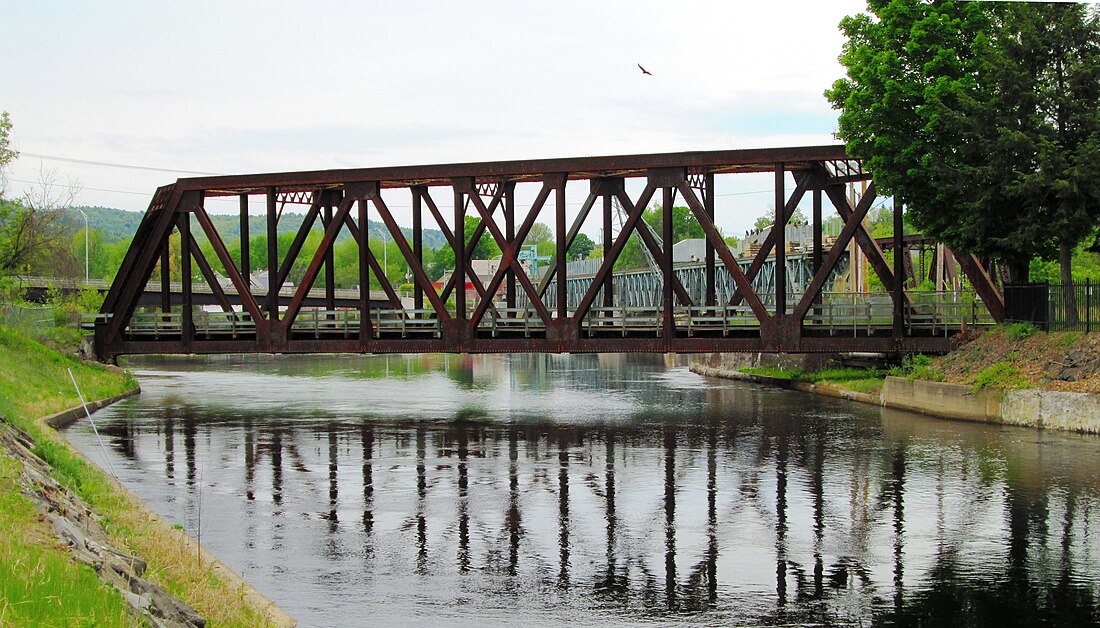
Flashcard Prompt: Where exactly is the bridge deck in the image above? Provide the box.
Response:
[98,295,990,355]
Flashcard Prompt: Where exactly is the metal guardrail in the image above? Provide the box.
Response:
[116,290,992,341]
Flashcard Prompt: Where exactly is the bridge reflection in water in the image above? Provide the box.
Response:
[72,355,1100,626]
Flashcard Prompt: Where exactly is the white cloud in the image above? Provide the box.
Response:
[3,0,865,237]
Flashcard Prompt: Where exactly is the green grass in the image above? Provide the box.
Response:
[740,365,801,380]
[0,325,280,626]
[740,365,887,394]
[971,362,1029,391]
[1004,322,1039,341]
[0,327,135,432]
[0,451,134,626]
[888,354,945,382]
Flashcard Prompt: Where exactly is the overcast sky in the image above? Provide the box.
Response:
[2,0,867,236]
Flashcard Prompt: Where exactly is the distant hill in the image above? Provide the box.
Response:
[66,205,449,249]
[64,206,144,242]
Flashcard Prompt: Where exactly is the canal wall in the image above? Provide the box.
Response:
[691,351,834,373]
[881,377,1100,434]
[692,358,1100,435]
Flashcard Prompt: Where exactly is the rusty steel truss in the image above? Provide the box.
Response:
[94,145,1005,360]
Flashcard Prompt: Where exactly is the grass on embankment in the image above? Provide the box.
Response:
[0,326,278,626]
[739,323,1100,397]
[0,450,134,625]
[739,365,888,395]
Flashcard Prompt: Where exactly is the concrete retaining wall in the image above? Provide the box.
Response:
[880,377,1002,422]
[880,377,1100,434]
[693,360,1100,435]
[1002,389,1100,433]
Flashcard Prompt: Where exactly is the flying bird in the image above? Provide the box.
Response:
[638,63,652,76]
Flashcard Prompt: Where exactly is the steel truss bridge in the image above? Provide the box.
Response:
[94,145,1005,360]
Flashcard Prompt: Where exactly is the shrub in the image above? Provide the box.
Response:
[1004,322,1038,341]
[971,362,1029,391]
[889,354,944,382]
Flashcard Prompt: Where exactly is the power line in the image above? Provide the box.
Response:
[8,177,150,196]
[18,152,221,176]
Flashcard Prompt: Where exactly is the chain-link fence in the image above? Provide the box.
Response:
[0,299,57,333]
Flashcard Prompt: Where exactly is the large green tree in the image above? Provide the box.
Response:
[827,1,1100,283]
[0,111,15,194]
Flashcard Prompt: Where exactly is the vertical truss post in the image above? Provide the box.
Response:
[704,172,716,308]
[454,180,467,322]
[505,183,516,311]
[662,186,674,342]
[812,188,822,276]
[179,209,193,351]
[160,243,171,319]
[358,197,371,346]
[812,187,822,308]
[266,187,279,322]
[774,163,786,321]
[554,175,567,321]
[324,193,336,312]
[893,202,905,337]
[602,192,613,310]
[239,193,250,282]
[412,187,424,313]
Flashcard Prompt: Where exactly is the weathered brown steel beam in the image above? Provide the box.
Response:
[662,185,675,343]
[272,190,324,304]
[440,180,507,305]
[729,174,809,306]
[186,236,234,314]
[282,194,355,328]
[677,183,770,323]
[412,187,424,312]
[265,187,279,321]
[105,186,185,345]
[955,253,1005,322]
[179,211,193,351]
[371,191,453,322]
[893,202,905,337]
[820,178,900,298]
[357,198,372,345]
[239,193,250,281]
[178,145,857,194]
[788,183,879,328]
[337,211,403,308]
[775,163,786,321]
[573,183,657,323]
[703,172,716,307]
[468,190,553,328]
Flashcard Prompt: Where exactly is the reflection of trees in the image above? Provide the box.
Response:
[872,483,1099,627]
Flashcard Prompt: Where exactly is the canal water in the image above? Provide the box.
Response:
[66,354,1100,627]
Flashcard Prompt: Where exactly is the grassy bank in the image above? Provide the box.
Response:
[739,365,888,395]
[737,323,1100,397]
[0,327,280,626]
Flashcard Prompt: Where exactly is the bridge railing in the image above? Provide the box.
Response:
[118,290,993,342]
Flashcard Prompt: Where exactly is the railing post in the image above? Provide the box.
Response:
[1087,278,1091,334]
